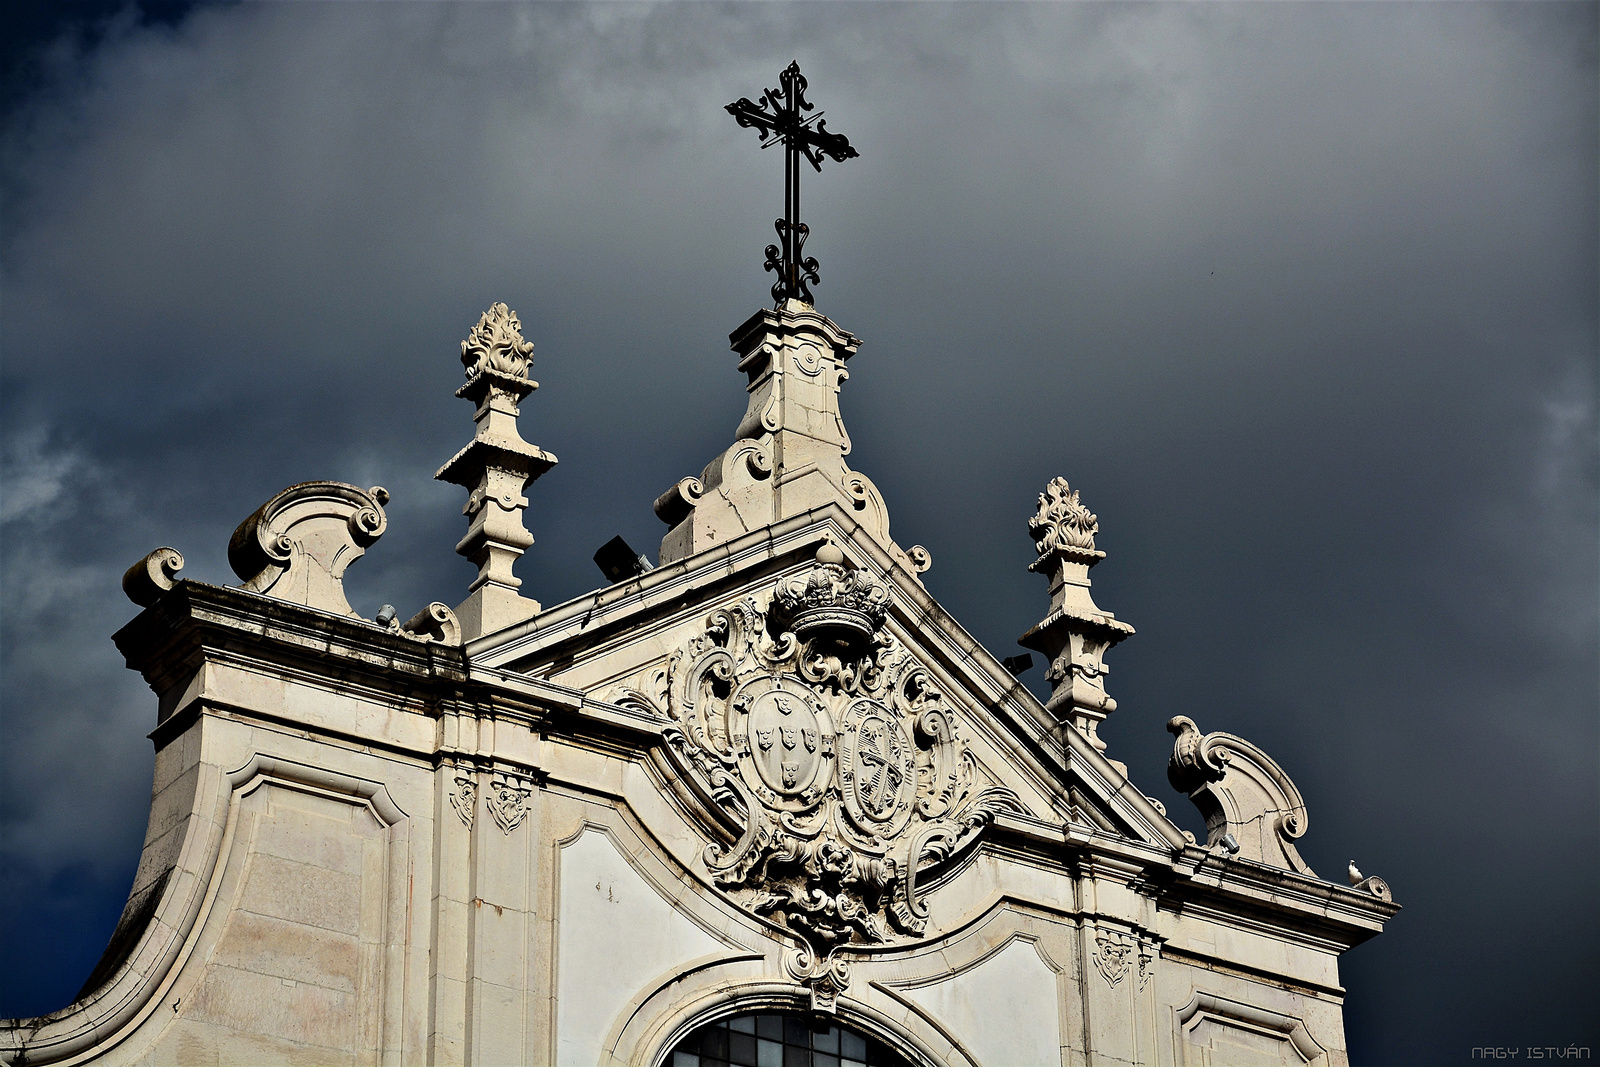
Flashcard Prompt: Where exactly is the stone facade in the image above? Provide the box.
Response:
[1,299,1396,1066]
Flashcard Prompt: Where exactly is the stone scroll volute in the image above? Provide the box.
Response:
[227,482,389,618]
[1167,715,1315,876]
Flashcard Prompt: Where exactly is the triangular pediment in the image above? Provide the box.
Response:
[475,506,1185,870]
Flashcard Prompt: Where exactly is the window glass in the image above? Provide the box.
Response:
[668,1011,912,1067]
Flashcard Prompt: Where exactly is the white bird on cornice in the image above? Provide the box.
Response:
[1348,860,1364,886]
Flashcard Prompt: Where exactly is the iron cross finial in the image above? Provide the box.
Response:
[726,61,859,307]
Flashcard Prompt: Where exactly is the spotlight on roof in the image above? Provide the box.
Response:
[593,535,653,584]
[1002,653,1034,677]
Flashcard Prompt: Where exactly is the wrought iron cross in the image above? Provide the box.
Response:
[726,61,859,306]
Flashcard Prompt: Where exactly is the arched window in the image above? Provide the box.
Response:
[668,1011,913,1067]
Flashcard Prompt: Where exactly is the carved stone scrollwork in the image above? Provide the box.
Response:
[1091,925,1159,992]
[227,482,389,618]
[636,545,1025,1010]
[449,769,478,828]
[1167,716,1316,876]
[1354,875,1392,902]
[402,602,464,646]
[123,547,184,607]
[1138,940,1156,992]
[486,772,533,834]
[1092,928,1138,987]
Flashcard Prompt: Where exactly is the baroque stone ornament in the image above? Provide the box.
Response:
[1029,477,1099,557]
[1167,716,1316,876]
[449,771,478,828]
[122,547,184,607]
[437,303,558,639]
[1092,928,1138,987]
[616,544,1026,1011]
[460,302,534,380]
[486,773,534,834]
[1019,477,1134,755]
[227,482,389,618]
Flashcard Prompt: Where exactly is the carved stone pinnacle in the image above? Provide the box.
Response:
[1018,477,1133,756]
[436,303,557,639]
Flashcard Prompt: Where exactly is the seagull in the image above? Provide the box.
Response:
[1347,860,1364,886]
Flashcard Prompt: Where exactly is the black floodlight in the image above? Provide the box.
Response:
[594,535,653,584]
[1001,653,1034,677]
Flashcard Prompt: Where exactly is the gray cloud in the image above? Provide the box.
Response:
[2,4,1594,1060]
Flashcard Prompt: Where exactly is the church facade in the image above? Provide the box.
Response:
[2,292,1395,1066]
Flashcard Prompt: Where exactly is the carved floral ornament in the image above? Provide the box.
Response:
[611,545,1026,1010]
[460,302,534,382]
[1028,476,1100,567]
[1092,926,1157,992]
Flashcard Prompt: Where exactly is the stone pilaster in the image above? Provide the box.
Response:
[1019,478,1134,757]
[436,303,557,640]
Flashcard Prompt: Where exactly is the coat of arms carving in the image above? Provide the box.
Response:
[613,543,1026,1009]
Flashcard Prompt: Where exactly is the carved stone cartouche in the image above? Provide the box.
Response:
[1166,715,1315,876]
[436,303,557,639]
[1019,477,1134,755]
[613,545,1023,1010]
[227,482,389,618]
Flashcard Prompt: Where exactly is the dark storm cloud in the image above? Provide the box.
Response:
[2,4,1594,1062]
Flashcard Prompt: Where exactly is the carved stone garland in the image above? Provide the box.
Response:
[618,546,1025,1010]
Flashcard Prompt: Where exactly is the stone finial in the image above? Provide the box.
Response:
[1018,478,1133,756]
[653,301,930,577]
[1166,716,1315,876]
[436,303,557,640]
[1029,476,1099,561]
[227,482,389,617]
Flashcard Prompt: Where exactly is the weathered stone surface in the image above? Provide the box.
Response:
[0,301,1394,1067]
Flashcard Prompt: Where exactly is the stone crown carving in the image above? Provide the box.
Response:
[1028,476,1101,570]
[1167,715,1314,876]
[611,545,1024,1010]
[773,543,889,642]
[227,482,389,618]
[460,302,534,382]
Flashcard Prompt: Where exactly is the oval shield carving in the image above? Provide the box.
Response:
[837,699,915,837]
[729,677,834,810]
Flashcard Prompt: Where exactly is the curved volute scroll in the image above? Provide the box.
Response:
[611,542,1024,1012]
[1166,715,1315,876]
[123,547,185,607]
[227,482,389,618]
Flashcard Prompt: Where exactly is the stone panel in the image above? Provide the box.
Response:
[555,825,724,1067]
[897,937,1062,1067]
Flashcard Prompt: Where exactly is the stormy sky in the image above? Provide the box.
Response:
[1,3,1594,1063]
